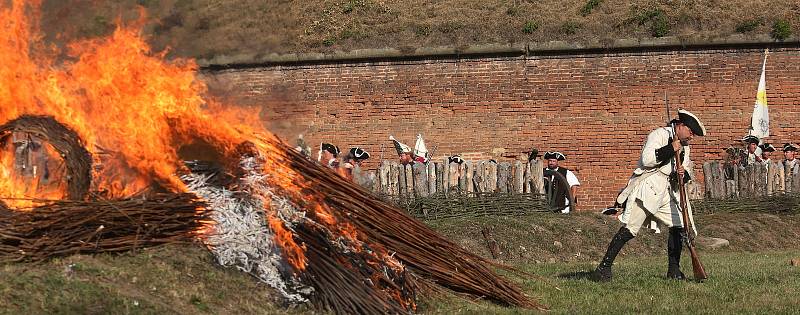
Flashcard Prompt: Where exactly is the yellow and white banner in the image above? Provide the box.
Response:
[750,49,769,139]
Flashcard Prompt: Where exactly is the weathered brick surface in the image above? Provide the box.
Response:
[201,47,800,211]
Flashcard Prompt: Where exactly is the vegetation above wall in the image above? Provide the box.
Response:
[40,0,799,64]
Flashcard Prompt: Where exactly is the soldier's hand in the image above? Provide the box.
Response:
[676,164,685,177]
[672,138,682,154]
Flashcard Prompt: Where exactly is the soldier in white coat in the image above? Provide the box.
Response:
[593,109,706,282]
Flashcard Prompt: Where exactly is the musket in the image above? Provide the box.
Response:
[666,92,708,281]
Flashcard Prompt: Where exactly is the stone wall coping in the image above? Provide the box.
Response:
[199,34,799,69]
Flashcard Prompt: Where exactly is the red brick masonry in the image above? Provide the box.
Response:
[202,46,800,210]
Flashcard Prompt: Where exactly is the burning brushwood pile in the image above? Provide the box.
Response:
[0,1,544,313]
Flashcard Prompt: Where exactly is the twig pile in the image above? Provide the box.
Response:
[256,138,546,310]
[0,193,208,263]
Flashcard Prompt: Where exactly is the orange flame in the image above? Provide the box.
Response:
[0,1,375,278]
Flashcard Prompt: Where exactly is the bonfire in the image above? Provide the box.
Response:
[0,1,544,313]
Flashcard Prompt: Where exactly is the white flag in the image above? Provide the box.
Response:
[750,50,769,138]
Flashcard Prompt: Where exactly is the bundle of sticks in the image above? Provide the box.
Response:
[0,193,208,263]
[245,137,546,311]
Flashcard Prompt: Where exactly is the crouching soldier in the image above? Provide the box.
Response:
[594,109,706,281]
[318,143,341,169]
[339,147,371,180]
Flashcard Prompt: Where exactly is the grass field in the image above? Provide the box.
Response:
[3,245,799,314]
[424,250,800,314]
[2,212,799,314]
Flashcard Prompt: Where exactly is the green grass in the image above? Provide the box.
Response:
[422,250,800,314]
[3,213,800,314]
[0,245,306,314]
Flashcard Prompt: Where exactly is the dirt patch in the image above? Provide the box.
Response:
[427,212,800,264]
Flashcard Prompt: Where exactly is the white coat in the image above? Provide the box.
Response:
[615,127,697,235]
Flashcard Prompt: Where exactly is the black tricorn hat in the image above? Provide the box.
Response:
[741,135,760,144]
[783,143,798,152]
[678,109,706,137]
[759,143,776,152]
[320,142,340,155]
[543,151,566,161]
[448,154,464,164]
[349,147,370,160]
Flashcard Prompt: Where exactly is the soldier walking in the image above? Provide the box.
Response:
[594,110,706,281]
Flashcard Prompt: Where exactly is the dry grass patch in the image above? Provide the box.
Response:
[35,0,799,61]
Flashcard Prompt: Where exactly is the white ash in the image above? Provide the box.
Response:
[237,156,309,226]
[182,171,311,303]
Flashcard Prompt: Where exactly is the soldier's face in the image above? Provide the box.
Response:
[399,153,413,164]
[676,124,694,142]
[321,151,334,161]
[547,159,559,169]
[747,143,757,153]
[786,150,796,160]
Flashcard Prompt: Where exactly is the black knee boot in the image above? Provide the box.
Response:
[667,227,686,280]
[593,227,634,282]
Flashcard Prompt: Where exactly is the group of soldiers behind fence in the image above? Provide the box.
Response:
[723,135,799,181]
[295,133,581,213]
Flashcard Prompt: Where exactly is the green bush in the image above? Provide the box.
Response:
[522,21,539,34]
[735,19,761,33]
[580,0,603,17]
[561,21,580,35]
[414,25,431,37]
[322,38,336,46]
[771,20,792,41]
[632,8,670,37]
[650,13,669,37]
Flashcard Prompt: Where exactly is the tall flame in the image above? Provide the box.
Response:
[0,1,259,201]
[0,0,370,276]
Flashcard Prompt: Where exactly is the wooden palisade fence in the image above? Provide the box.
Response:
[702,161,800,199]
[354,159,546,198]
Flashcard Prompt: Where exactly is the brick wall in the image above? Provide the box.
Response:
[200,47,800,211]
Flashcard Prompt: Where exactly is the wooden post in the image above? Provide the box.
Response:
[767,161,781,195]
[388,161,399,197]
[442,158,450,194]
[427,162,437,195]
[754,164,765,197]
[746,165,756,197]
[792,164,800,192]
[464,161,474,193]
[413,163,428,197]
[405,164,414,199]
[487,161,498,193]
[448,162,460,193]
[497,162,510,193]
[736,167,749,198]
[458,162,466,192]
[702,162,715,199]
[513,160,524,194]
[523,161,532,193]
[379,161,390,195]
[473,161,484,193]
[436,161,445,194]
[715,162,727,198]
[531,160,544,194]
